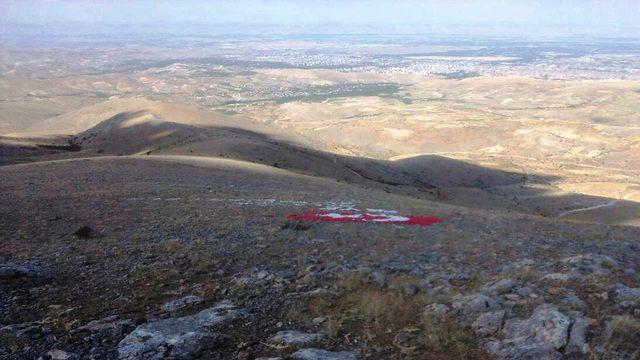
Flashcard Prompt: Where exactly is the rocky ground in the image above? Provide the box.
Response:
[1,156,639,359]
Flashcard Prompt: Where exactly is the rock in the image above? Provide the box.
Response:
[487,304,571,359]
[482,279,518,295]
[503,294,520,301]
[517,287,533,297]
[486,342,562,359]
[46,349,74,360]
[73,225,95,238]
[256,358,283,360]
[117,300,242,359]
[300,272,320,286]
[541,273,582,283]
[566,316,590,355]
[74,315,133,334]
[505,344,563,359]
[403,284,420,296]
[268,330,325,346]
[452,294,501,316]
[294,288,333,298]
[289,348,357,360]
[473,310,505,336]
[559,294,587,310]
[610,284,640,308]
[370,271,387,288]
[504,304,570,348]
[561,254,618,275]
[392,331,418,354]
[161,295,203,313]
[428,273,471,285]
[312,317,327,325]
[0,262,55,279]
[422,303,450,316]
[502,259,535,272]
[1,321,46,340]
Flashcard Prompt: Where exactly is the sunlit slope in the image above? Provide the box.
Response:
[10,94,640,226]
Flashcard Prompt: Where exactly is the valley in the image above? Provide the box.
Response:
[1,29,640,359]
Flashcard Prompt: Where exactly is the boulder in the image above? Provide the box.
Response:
[289,348,357,360]
[561,254,618,275]
[74,315,133,334]
[559,294,587,310]
[117,300,242,359]
[540,273,582,284]
[566,316,590,355]
[46,349,75,360]
[502,304,570,349]
[486,304,571,359]
[422,303,450,316]
[452,294,501,317]
[268,330,325,346]
[473,310,505,336]
[505,344,563,360]
[161,295,203,313]
[0,262,55,279]
[482,279,518,295]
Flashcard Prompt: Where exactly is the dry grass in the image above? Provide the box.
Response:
[305,285,488,359]
[604,316,640,359]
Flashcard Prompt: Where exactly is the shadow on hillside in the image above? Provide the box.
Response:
[8,110,640,225]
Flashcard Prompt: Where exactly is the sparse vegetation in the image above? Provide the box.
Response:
[281,219,311,231]
[306,286,488,359]
[37,139,81,152]
[73,225,95,238]
[2,12,640,360]
[603,316,640,358]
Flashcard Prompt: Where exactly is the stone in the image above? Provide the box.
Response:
[312,317,327,325]
[0,262,55,279]
[473,310,505,336]
[502,304,570,350]
[504,294,520,301]
[559,294,587,310]
[517,287,533,297]
[541,273,582,283]
[452,294,501,316]
[46,349,74,360]
[506,344,563,359]
[300,288,332,297]
[566,316,590,355]
[403,284,420,296]
[561,254,618,275]
[268,330,325,346]
[161,295,203,313]
[422,303,450,316]
[610,284,640,308]
[482,279,518,295]
[392,331,417,354]
[370,271,387,288]
[117,300,242,359]
[75,315,133,334]
[289,348,357,360]
[487,304,571,359]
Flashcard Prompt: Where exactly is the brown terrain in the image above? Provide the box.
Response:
[1,44,640,360]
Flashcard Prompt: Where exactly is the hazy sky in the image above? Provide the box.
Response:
[2,0,640,36]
